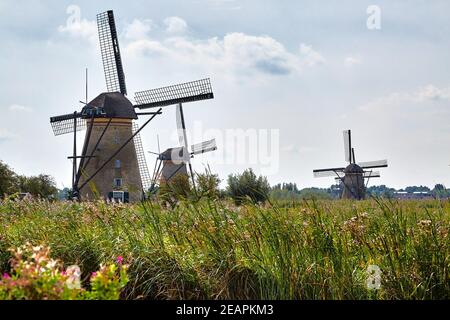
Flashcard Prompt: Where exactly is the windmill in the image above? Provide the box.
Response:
[313,130,388,200]
[49,10,214,203]
[148,103,218,192]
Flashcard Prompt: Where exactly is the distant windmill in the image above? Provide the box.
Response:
[313,130,388,200]
[49,10,214,203]
[148,102,218,192]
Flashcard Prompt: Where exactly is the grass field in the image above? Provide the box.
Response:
[0,197,448,300]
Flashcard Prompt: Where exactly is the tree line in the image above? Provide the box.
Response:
[0,160,58,199]
[1,158,449,202]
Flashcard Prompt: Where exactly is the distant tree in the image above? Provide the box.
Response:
[366,185,396,198]
[18,174,58,199]
[270,182,302,200]
[327,184,342,199]
[227,169,270,205]
[270,188,300,201]
[432,184,448,198]
[405,185,431,193]
[196,170,221,199]
[57,188,71,200]
[0,160,18,197]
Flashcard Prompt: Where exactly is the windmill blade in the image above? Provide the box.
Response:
[343,130,351,163]
[134,78,214,109]
[132,123,152,191]
[176,104,189,150]
[97,10,127,95]
[50,113,86,136]
[313,168,345,178]
[363,171,380,178]
[191,139,217,155]
[358,160,388,169]
[174,103,197,193]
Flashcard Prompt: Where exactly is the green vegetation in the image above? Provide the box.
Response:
[0,160,58,199]
[0,197,448,300]
[227,168,271,204]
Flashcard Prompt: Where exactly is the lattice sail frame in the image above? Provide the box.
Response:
[97,11,127,95]
[134,78,214,109]
[50,113,86,136]
[132,123,152,191]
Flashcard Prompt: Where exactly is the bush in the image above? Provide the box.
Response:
[196,169,221,199]
[226,169,270,205]
[158,174,193,206]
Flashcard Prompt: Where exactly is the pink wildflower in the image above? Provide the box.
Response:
[2,273,10,279]
[117,256,123,264]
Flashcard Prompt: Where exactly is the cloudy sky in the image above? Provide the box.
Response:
[1,0,450,190]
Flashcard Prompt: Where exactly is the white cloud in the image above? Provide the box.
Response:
[417,84,450,101]
[164,16,188,34]
[299,44,326,67]
[344,56,362,67]
[124,19,153,40]
[125,39,171,57]
[360,84,450,112]
[126,32,324,77]
[9,104,32,112]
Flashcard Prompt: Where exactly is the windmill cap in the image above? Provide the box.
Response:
[83,92,137,119]
[159,147,190,162]
[344,163,364,174]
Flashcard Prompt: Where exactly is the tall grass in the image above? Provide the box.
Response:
[0,197,448,300]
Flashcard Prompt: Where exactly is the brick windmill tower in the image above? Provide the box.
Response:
[49,11,214,202]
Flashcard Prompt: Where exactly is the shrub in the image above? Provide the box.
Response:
[158,174,193,206]
[196,169,221,199]
[226,169,270,205]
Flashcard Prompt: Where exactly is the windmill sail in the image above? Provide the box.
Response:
[191,139,217,155]
[313,168,345,178]
[343,130,351,163]
[132,123,152,192]
[358,160,388,169]
[97,10,127,95]
[363,171,380,178]
[176,104,189,153]
[134,78,214,109]
[50,113,86,136]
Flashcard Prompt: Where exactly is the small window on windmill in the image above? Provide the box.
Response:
[114,178,123,187]
[115,159,121,169]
